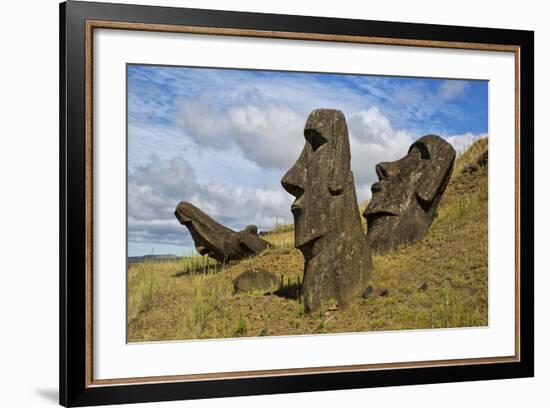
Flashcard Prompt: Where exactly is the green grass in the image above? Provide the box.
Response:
[127,139,488,342]
[269,219,295,234]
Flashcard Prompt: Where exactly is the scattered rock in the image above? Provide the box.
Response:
[174,201,271,262]
[419,282,429,291]
[281,109,372,313]
[258,327,269,336]
[362,285,374,299]
[379,288,389,297]
[364,135,456,253]
[233,268,279,294]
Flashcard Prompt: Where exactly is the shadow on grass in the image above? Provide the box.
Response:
[273,281,302,300]
[172,263,226,277]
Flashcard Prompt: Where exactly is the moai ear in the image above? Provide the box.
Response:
[416,159,453,208]
[328,116,351,195]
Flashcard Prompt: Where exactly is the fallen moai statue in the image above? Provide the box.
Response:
[174,201,271,263]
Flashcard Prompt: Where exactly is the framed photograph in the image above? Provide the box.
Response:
[60,1,534,406]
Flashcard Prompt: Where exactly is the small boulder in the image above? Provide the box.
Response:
[362,285,374,299]
[233,268,279,294]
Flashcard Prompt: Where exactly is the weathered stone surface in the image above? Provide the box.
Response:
[364,135,456,253]
[174,202,271,263]
[281,109,372,313]
[243,224,258,234]
[233,268,279,294]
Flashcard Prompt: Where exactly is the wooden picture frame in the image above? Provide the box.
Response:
[60,1,534,406]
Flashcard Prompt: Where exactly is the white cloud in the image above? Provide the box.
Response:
[227,104,304,169]
[129,101,486,248]
[175,92,305,169]
[439,80,471,101]
[444,132,488,155]
[174,98,226,142]
[174,97,417,205]
[348,107,413,187]
[127,154,293,246]
[174,87,416,185]
[127,67,488,252]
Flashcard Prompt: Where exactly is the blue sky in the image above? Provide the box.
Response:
[127,64,488,257]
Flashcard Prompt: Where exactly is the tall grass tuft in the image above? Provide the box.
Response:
[234,310,248,336]
[270,218,294,234]
[141,269,154,313]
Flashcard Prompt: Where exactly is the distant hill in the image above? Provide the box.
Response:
[128,254,181,264]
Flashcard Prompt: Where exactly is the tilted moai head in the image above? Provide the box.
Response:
[364,135,456,252]
[174,201,270,263]
[282,109,371,312]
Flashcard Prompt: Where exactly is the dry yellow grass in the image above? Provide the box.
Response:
[127,139,488,342]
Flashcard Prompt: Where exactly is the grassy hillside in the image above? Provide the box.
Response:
[127,139,488,342]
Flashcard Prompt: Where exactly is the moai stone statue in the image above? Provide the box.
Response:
[281,109,372,313]
[364,135,456,253]
[174,201,271,263]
